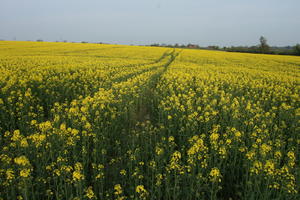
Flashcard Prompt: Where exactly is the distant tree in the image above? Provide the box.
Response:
[36,39,43,42]
[294,44,300,56]
[259,36,270,53]
[208,45,219,50]
[150,43,160,47]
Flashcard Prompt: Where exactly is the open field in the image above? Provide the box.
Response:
[0,41,299,199]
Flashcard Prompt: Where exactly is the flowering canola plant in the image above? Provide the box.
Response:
[0,41,299,199]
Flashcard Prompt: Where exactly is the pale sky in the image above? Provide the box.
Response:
[1,0,299,46]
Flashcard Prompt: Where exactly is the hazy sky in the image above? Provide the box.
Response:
[1,0,300,46]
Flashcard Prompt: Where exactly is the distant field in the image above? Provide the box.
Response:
[0,41,299,199]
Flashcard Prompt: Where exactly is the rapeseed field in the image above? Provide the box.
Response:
[0,41,299,199]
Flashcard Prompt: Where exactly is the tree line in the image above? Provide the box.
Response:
[19,37,300,56]
[149,36,300,56]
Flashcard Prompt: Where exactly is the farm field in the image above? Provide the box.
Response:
[0,41,299,199]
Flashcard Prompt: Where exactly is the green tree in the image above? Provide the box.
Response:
[259,36,270,53]
[294,44,300,56]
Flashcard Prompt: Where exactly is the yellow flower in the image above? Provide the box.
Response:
[85,186,95,199]
[72,171,84,181]
[209,168,221,182]
[74,162,83,171]
[17,196,23,200]
[156,174,163,186]
[210,133,219,141]
[287,151,295,160]
[168,136,174,142]
[30,120,37,125]
[287,151,295,167]
[60,123,66,130]
[246,150,256,160]
[234,131,242,138]
[136,185,148,199]
[11,130,22,142]
[155,146,164,155]
[264,160,275,175]
[20,169,31,178]
[274,151,282,159]
[225,139,232,145]
[20,138,28,147]
[120,169,126,176]
[250,161,263,175]
[168,151,183,173]
[114,184,123,195]
[28,133,46,147]
[14,156,30,166]
[72,163,84,181]
[6,169,14,180]
[218,146,227,158]
[136,185,146,193]
[260,143,271,156]
[71,129,79,136]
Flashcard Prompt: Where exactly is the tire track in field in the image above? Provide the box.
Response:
[133,49,180,123]
[37,49,175,120]
[0,49,174,132]
[109,50,175,85]
[93,49,180,187]
[84,49,180,187]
